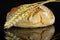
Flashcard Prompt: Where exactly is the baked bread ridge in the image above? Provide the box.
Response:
[4,3,55,29]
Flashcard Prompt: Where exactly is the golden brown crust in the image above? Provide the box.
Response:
[4,3,55,28]
[6,6,20,21]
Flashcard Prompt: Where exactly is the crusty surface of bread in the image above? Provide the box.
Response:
[4,3,55,29]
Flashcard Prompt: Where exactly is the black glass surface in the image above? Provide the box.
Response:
[0,0,60,40]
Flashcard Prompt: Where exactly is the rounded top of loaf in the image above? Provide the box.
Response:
[4,3,55,29]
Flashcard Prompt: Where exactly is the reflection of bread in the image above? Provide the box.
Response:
[5,25,55,40]
[4,3,55,29]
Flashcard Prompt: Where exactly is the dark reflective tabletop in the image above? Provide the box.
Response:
[0,0,60,40]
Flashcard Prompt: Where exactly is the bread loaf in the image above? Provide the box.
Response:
[4,3,55,29]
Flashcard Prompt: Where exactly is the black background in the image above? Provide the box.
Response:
[0,0,60,40]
